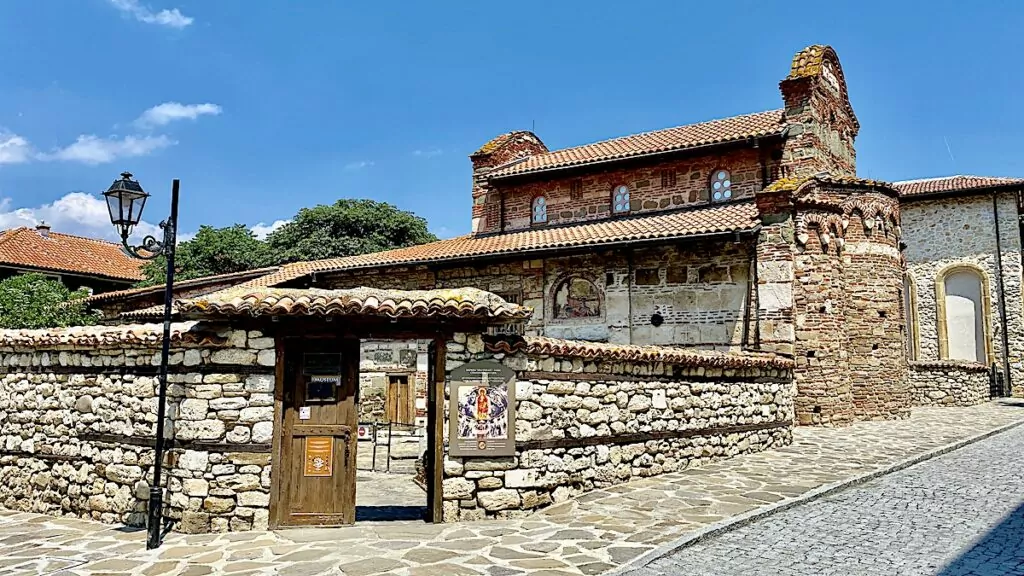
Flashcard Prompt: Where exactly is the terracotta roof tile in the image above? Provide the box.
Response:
[263,202,760,282]
[0,227,144,282]
[893,175,1024,197]
[763,174,895,194]
[787,45,830,79]
[488,110,786,178]
[0,321,225,349]
[484,335,793,370]
[175,287,532,320]
[81,266,280,305]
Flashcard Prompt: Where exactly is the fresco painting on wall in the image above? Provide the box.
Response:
[554,277,601,319]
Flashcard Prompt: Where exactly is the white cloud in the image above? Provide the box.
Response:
[0,192,162,244]
[108,0,193,29]
[0,133,32,165]
[250,219,290,240]
[344,160,374,171]
[135,102,222,128]
[413,148,443,158]
[40,134,175,165]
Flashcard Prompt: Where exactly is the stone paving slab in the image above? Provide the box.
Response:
[1,399,1022,576]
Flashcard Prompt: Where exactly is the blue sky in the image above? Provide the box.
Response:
[0,1,1021,242]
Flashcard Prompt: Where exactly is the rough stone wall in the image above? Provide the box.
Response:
[842,201,910,420]
[791,221,852,425]
[319,242,752,350]
[901,193,1024,396]
[0,326,275,534]
[440,334,794,521]
[493,148,780,233]
[909,361,992,407]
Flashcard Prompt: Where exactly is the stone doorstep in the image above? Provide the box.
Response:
[606,415,1024,576]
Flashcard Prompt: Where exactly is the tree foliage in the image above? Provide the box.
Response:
[266,199,437,263]
[138,200,437,286]
[0,273,98,329]
[140,224,274,286]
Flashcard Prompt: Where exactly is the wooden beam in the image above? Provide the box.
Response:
[427,335,447,523]
[267,336,286,530]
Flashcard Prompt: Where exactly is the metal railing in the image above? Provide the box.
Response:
[356,420,426,473]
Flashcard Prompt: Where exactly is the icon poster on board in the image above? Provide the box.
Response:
[448,360,516,457]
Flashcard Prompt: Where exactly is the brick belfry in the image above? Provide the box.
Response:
[755,46,910,425]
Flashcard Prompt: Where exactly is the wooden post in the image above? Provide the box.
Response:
[267,336,286,529]
[427,335,446,522]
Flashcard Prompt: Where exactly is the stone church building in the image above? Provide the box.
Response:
[3,44,1022,534]
[89,44,1022,425]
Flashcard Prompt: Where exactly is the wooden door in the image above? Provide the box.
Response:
[386,374,414,425]
[277,337,358,527]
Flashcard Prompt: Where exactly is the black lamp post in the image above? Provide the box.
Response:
[103,172,179,550]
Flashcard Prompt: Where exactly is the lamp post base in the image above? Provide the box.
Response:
[146,486,163,549]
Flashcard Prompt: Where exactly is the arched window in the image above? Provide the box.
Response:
[532,196,547,224]
[937,266,991,363]
[612,185,630,214]
[903,274,919,361]
[710,169,732,202]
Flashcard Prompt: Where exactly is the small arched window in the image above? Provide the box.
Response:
[532,196,547,224]
[612,185,630,214]
[710,169,732,202]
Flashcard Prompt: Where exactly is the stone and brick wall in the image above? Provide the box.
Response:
[439,334,794,521]
[901,193,1024,396]
[319,241,754,350]
[0,323,275,534]
[909,361,992,407]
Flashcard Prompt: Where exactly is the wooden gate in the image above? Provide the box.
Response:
[275,337,358,527]
[386,374,414,425]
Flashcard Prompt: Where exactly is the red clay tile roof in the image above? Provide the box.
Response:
[893,175,1024,198]
[0,227,144,282]
[787,45,832,80]
[0,321,225,349]
[484,335,793,370]
[175,287,532,320]
[763,174,896,194]
[488,110,786,178]
[259,201,760,283]
[81,266,280,305]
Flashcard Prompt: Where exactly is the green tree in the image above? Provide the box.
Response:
[140,224,274,286]
[0,273,98,329]
[266,199,437,263]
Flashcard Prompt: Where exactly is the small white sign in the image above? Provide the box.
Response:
[299,406,311,420]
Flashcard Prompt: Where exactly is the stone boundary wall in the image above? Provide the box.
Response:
[909,361,991,407]
[440,334,795,521]
[0,323,275,534]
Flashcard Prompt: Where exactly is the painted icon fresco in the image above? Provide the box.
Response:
[553,276,602,319]
[449,360,517,457]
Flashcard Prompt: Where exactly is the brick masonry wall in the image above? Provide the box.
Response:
[0,326,276,534]
[439,334,794,521]
[909,361,992,407]
[492,148,779,233]
[901,193,1024,397]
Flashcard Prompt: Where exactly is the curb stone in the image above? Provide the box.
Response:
[608,413,1024,576]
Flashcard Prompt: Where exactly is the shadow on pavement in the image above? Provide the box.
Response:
[355,505,426,522]
[937,501,1024,575]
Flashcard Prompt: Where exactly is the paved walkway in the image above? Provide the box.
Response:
[1,400,1022,576]
[625,411,1024,576]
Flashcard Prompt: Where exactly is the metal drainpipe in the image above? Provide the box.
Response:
[992,193,1013,396]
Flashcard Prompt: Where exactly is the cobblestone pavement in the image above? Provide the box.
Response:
[626,406,1024,576]
[0,400,1021,576]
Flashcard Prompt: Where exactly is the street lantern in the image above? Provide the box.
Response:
[103,172,150,241]
[105,172,180,550]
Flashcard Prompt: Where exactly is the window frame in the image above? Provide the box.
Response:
[709,168,733,202]
[531,195,548,225]
[611,184,631,215]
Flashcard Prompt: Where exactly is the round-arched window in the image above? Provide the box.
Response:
[710,169,732,202]
[612,185,630,214]
[532,196,547,224]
